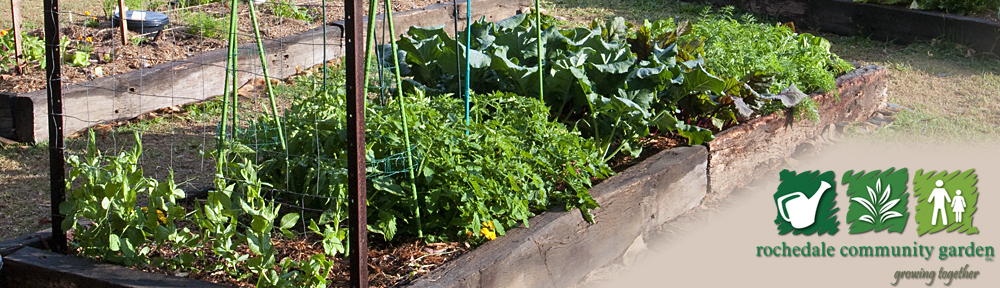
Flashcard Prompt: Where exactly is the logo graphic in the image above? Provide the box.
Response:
[774,170,839,235]
[842,168,909,234]
[913,169,979,235]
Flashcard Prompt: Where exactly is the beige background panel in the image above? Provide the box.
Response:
[601,143,999,288]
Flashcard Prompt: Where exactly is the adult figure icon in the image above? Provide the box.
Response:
[952,190,967,223]
[928,180,952,225]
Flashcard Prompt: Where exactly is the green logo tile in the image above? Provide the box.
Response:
[842,168,910,234]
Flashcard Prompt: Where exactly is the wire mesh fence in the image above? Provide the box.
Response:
[41,0,419,286]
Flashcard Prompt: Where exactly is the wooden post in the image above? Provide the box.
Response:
[345,0,368,286]
[117,0,128,45]
[9,0,24,73]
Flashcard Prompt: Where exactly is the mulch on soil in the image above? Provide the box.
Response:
[125,235,469,287]
[0,0,442,93]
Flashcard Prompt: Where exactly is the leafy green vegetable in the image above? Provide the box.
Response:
[246,76,612,242]
[68,51,91,67]
[393,12,851,151]
[689,8,853,95]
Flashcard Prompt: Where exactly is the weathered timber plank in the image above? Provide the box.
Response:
[408,146,708,288]
[0,93,13,139]
[11,0,530,143]
[810,0,1000,56]
[708,65,888,197]
[0,246,229,288]
[359,0,529,38]
[0,229,51,257]
[15,25,344,143]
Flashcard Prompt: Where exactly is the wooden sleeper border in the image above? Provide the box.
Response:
[0,65,888,288]
[405,65,888,288]
[0,1,889,285]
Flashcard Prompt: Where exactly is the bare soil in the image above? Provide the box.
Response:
[1,0,442,93]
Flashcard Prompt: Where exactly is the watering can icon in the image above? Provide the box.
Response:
[776,181,832,229]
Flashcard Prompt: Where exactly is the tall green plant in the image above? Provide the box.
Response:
[61,131,189,266]
[62,130,342,287]
[246,77,613,242]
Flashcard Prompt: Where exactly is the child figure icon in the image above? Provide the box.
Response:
[952,190,967,223]
[928,180,952,225]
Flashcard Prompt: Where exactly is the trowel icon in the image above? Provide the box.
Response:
[777,181,832,229]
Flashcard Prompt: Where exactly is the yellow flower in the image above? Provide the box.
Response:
[1,30,7,36]
[141,206,167,225]
[156,210,167,224]
[480,227,496,240]
[85,11,91,16]
[86,36,93,42]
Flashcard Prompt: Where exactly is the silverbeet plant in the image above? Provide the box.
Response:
[392,11,850,160]
[852,179,904,226]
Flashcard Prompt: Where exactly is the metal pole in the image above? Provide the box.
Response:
[345,0,369,286]
[44,0,67,254]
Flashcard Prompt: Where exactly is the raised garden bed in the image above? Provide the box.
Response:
[0,0,530,143]
[405,65,887,288]
[1,3,890,287]
[688,0,1000,57]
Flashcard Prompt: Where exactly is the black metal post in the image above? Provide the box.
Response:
[345,0,368,286]
[44,0,66,253]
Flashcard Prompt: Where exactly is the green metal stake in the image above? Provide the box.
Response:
[247,1,287,150]
[534,0,543,101]
[322,0,328,91]
[464,0,471,127]
[363,0,380,99]
[384,0,423,238]
[229,0,240,140]
[217,0,241,173]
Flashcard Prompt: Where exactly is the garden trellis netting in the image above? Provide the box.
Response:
[38,0,557,286]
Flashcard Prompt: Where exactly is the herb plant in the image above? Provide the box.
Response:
[246,74,612,242]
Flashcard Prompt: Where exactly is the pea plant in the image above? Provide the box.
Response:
[61,131,343,287]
